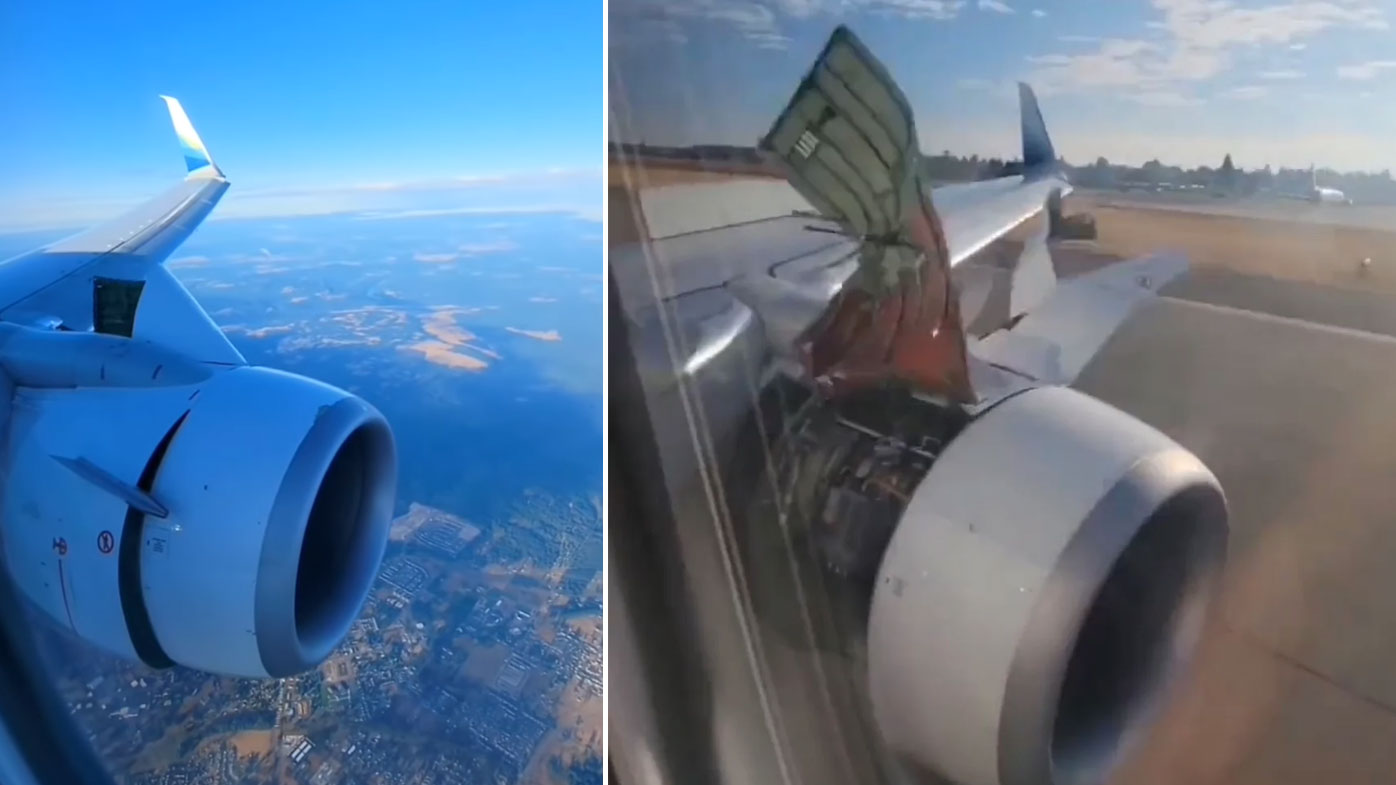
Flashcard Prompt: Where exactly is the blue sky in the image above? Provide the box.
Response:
[0,0,600,230]
[611,0,1396,173]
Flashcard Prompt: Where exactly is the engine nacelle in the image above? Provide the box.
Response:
[868,385,1227,785]
[2,365,396,678]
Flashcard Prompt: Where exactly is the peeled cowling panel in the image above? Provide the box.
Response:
[867,385,1227,785]
[139,366,397,678]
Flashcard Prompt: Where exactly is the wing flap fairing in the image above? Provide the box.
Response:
[973,252,1188,385]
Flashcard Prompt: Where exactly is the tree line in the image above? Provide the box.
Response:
[933,152,1396,204]
[617,142,1396,204]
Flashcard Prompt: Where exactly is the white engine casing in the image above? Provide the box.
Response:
[1,365,396,678]
[868,385,1227,785]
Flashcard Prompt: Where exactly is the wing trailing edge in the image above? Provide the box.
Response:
[973,252,1188,386]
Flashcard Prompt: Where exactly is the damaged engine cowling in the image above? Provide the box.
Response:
[1,360,396,678]
[742,383,1227,785]
[867,386,1227,785]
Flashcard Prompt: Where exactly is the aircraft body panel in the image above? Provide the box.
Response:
[1315,186,1350,204]
[2,384,196,662]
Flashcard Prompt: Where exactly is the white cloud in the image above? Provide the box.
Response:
[412,252,460,264]
[1027,39,1169,91]
[231,169,594,200]
[1032,8,1046,17]
[1337,59,1396,80]
[352,206,591,221]
[1131,90,1204,107]
[978,0,1014,13]
[1028,0,1387,100]
[706,3,790,49]
[1258,69,1304,80]
[1148,0,1385,50]
[616,0,969,50]
[836,0,966,20]
[457,241,520,254]
[1224,85,1270,100]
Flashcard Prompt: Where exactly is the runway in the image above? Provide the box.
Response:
[1081,275,1396,785]
[1083,188,1396,233]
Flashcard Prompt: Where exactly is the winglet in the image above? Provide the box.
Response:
[1019,82,1057,174]
[158,95,220,176]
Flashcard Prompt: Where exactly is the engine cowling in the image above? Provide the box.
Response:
[2,364,396,678]
[867,385,1227,785]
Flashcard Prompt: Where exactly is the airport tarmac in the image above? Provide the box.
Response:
[1084,275,1396,785]
[612,166,1396,784]
[1077,197,1396,297]
[1082,188,1396,233]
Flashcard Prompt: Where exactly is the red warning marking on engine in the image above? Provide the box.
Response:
[97,530,115,554]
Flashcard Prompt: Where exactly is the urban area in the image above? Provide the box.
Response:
[37,491,603,785]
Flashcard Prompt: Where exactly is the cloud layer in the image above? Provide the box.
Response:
[1028,0,1387,105]
[616,0,974,50]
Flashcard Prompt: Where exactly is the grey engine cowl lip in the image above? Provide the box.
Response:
[997,449,1228,785]
[866,385,1229,785]
[253,396,397,679]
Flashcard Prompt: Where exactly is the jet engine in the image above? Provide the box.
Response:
[741,383,1227,785]
[867,386,1227,785]
[1,363,397,679]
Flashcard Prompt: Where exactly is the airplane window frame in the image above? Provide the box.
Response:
[605,270,723,785]
[0,554,119,785]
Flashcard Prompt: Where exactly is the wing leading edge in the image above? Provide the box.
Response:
[0,97,243,366]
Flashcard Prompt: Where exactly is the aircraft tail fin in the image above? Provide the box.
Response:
[158,96,221,177]
[1019,82,1057,174]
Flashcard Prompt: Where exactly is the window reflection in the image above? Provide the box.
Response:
[610,3,1396,785]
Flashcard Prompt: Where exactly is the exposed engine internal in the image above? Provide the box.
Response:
[738,382,1228,785]
[736,382,960,654]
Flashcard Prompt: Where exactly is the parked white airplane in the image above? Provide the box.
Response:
[1308,166,1352,204]
[0,98,396,679]
[615,25,1229,785]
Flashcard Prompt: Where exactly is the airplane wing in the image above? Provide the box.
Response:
[0,96,244,366]
[0,97,399,681]
[619,27,1092,399]
[971,252,1188,386]
[616,24,1185,407]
